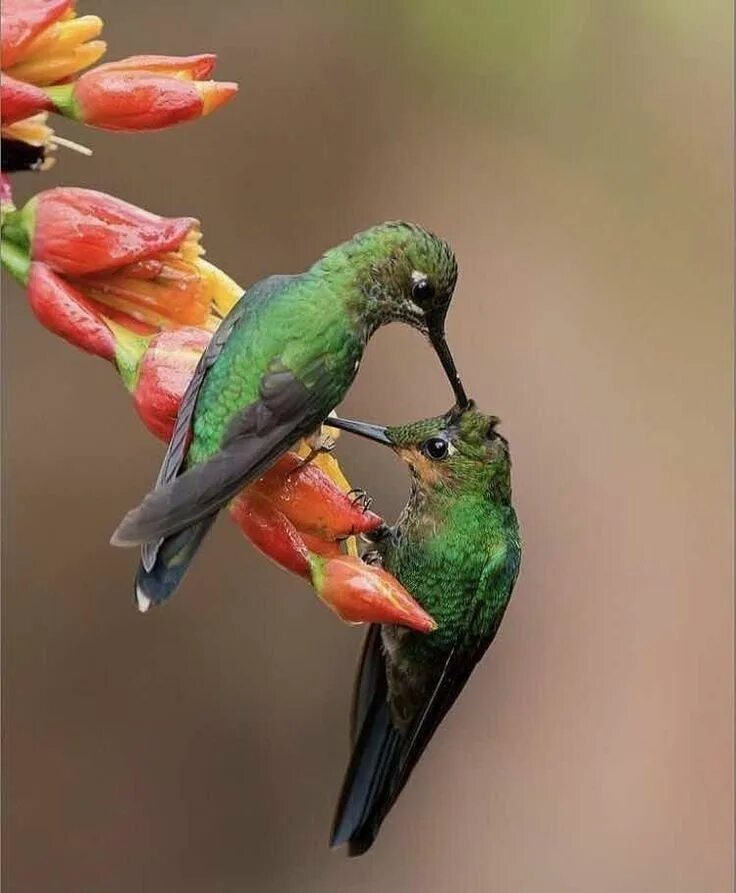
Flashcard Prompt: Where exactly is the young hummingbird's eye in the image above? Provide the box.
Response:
[422,437,450,460]
[410,271,435,305]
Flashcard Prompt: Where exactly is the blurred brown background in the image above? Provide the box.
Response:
[2,2,733,891]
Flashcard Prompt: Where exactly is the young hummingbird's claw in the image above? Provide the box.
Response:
[361,549,384,567]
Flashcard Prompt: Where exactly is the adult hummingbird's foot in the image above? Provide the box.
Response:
[348,488,374,513]
[299,428,337,467]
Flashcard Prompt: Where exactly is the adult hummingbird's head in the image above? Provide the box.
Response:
[330,403,512,504]
[323,222,468,408]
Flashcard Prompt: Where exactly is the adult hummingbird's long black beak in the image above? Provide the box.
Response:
[428,322,468,409]
[328,416,393,446]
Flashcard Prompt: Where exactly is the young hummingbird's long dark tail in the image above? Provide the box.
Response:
[331,627,480,855]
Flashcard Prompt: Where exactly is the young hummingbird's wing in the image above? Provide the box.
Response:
[332,550,520,855]
[330,634,479,856]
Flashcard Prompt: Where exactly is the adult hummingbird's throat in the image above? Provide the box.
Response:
[429,330,468,409]
[327,417,392,446]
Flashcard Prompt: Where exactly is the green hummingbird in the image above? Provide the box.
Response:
[111,222,467,609]
[327,404,521,856]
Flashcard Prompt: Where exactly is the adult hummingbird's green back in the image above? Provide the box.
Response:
[328,406,521,855]
[112,223,467,609]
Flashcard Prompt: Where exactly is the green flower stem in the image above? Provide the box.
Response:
[1,239,30,285]
[44,84,82,120]
[106,319,152,392]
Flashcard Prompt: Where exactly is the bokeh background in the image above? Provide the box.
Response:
[2,2,733,891]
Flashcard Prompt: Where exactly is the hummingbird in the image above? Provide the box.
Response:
[111,222,467,610]
[327,404,521,855]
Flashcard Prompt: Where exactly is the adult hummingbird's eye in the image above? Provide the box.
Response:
[411,271,435,304]
[422,437,449,460]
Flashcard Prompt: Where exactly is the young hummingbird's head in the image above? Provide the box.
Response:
[324,222,467,407]
[330,403,512,504]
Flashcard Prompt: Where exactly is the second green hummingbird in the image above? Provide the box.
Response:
[111,222,467,609]
[327,404,521,855]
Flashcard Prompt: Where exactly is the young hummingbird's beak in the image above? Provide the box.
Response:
[328,416,393,446]
[428,324,468,409]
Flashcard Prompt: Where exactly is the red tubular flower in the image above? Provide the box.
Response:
[250,452,383,541]
[46,54,237,131]
[229,492,312,578]
[309,555,437,632]
[132,327,211,442]
[2,188,241,328]
[31,186,195,276]
[26,260,116,360]
[1,74,52,124]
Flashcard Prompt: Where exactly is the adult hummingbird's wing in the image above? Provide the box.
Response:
[139,291,250,571]
[149,274,296,498]
[112,359,333,548]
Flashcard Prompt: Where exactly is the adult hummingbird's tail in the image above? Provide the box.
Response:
[134,517,215,612]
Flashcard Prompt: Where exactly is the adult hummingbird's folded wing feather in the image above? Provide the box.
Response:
[138,294,248,571]
[112,364,330,547]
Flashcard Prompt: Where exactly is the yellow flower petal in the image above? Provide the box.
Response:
[1,113,53,147]
[15,15,103,66]
[8,39,106,86]
[197,258,243,316]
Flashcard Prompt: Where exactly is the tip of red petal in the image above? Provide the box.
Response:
[351,509,384,534]
[197,81,238,116]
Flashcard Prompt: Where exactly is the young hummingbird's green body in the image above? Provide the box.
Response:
[328,406,521,856]
[111,223,467,608]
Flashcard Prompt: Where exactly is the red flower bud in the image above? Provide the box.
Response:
[0,0,73,69]
[56,54,237,131]
[309,555,437,632]
[251,452,383,541]
[0,74,52,125]
[132,327,210,442]
[27,261,116,361]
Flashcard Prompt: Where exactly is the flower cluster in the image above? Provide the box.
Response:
[1,0,237,172]
[1,1,434,632]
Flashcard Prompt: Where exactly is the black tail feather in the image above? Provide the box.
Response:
[134,517,215,611]
[332,627,483,855]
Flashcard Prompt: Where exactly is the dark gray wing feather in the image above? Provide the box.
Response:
[331,640,482,855]
[113,362,332,547]
[137,293,248,570]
